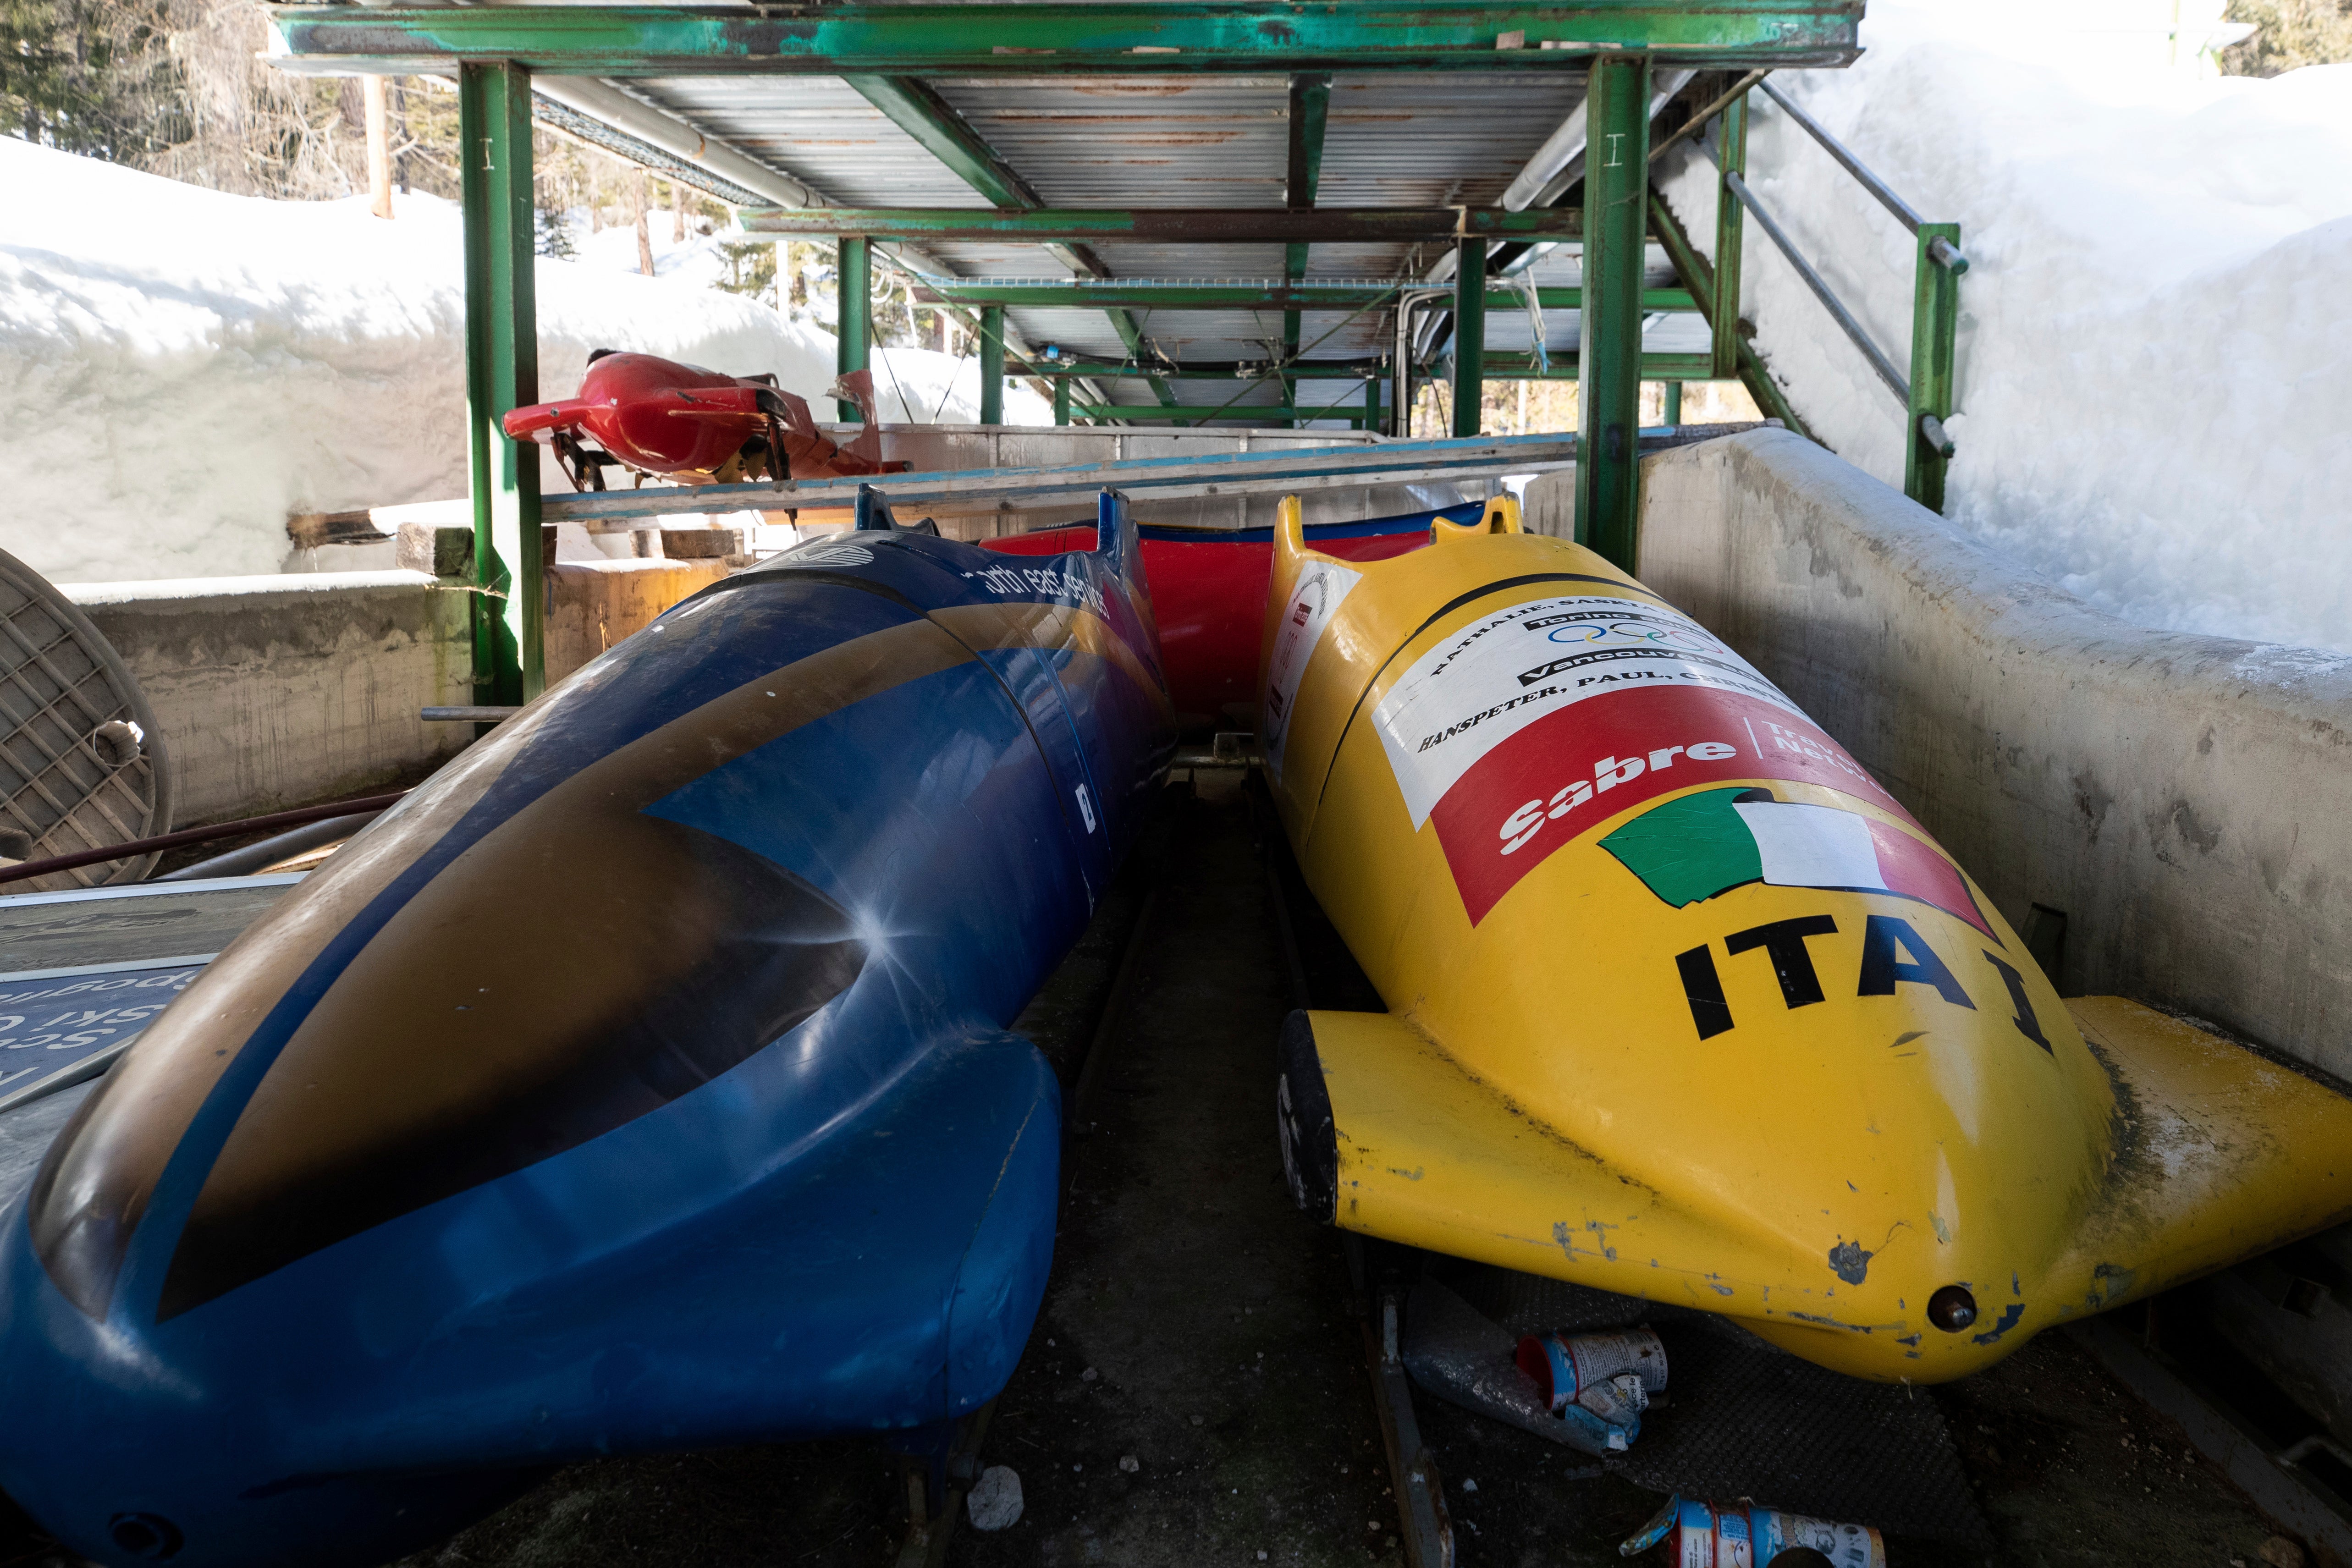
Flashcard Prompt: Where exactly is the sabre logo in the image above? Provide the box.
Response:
[1495,739,1741,854]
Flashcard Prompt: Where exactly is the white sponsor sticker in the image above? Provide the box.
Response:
[1369,594,1801,826]
[1261,560,1363,784]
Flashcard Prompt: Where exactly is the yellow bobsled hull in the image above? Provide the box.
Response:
[1263,496,2352,1382]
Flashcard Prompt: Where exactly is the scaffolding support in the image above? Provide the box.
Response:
[459,61,543,705]
[837,236,870,422]
[1577,52,1652,567]
[1451,237,1486,438]
[1711,88,1748,379]
[1906,220,1962,512]
[980,305,1006,424]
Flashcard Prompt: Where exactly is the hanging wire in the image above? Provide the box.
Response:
[1176,288,1403,427]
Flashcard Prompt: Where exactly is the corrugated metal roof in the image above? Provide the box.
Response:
[936,77,1290,209]
[601,67,1719,418]
[628,77,989,209]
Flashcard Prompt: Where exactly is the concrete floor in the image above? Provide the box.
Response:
[0,777,2310,1568]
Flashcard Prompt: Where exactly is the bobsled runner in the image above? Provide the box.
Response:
[1264,493,2352,1383]
[989,501,1483,728]
[503,351,907,491]
[0,489,1173,1567]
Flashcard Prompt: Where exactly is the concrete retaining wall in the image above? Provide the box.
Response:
[68,558,726,826]
[66,572,472,826]
[545,558,728,682]
[1529,429,2351,1076]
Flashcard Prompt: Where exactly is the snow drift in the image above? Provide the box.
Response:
[0,139,1046,584]
[1656,1,2352,653]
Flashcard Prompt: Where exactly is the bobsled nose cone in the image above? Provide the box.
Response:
[185,814,865,1326]
[1,788,866,1560]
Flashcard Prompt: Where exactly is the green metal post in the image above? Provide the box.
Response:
[1906,221,1961,512]
[836,235,870,422]
[979,304,1005,424]
[1662,380,1682,426]
[459,61,542,706]
[1451,237,1486,438]
[1575,53,1652,567]
[1710,88,1747,380]
[1053,375,1071,426]
[1364,374,1382,433]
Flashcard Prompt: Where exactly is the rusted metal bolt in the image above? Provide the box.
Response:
[1928,1285,1978,1333]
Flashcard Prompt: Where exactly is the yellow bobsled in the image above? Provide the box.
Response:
[1263,494,2352,1382]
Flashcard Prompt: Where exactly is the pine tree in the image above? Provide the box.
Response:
[1,0,187,160]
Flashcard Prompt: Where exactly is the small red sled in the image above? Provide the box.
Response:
[502,351,905,491]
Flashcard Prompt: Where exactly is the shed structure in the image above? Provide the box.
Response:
[265,1,1868,703]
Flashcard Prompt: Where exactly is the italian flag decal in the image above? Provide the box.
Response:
[1600,787,1994,937]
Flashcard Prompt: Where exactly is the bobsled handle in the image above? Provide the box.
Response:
[1432,492,1524,543]
[501,399,585,442]
[1092,490,1145,594]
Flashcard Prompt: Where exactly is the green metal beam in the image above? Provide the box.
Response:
[1106,308,1183,413]
[737,207,1582,243]
[1025,353,1715,380]
[1711,84,1748,378]
[1451,236,1486,437]
[1647,186,1813,442]
[840,72,1173,418]
[837,235,870,421]
[460,61,542,706]
[1905,220,1961,512]
[1053,376,1071,426]
[269,5,1867,77]
[921,282,1692,310]
[843,75,1039,208]
[979,303,1006,424]
[1283,72,1330,429]
[1575,51,1649,568]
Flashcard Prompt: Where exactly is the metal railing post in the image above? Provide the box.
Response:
[1576,51,1652,568]
[459,61,542,707]
[1364,373,1382,434]
[1906,220,1962,511]
[1450,237,1486,437]
[979,304,1006,424]
[1711,87,1748,381]
[837,236,870,422]
[1053,375,1071,426]
[1663,380,1682,427]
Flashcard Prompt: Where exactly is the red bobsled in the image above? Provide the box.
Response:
[985,504,1475,728]
[502,351,905,491]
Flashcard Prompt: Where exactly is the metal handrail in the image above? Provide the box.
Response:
[1756,79,1971,274]
[1701,141,1909,407]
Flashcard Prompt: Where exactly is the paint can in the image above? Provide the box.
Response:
[1619,1494,1886,1568]
[1515,1326,1669,1414]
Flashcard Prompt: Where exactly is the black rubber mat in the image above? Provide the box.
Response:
[1426,1259,1994,1550]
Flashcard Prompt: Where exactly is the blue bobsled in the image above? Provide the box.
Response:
[0,489,1174,1567]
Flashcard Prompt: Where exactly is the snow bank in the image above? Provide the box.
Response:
[0,140,1047,585]
[1656,2,2352,653]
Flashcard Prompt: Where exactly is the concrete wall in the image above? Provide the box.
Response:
[66,572,473,826]
[1528,429,2352,1076]
[68,558,726,826]
[545,558,728,683]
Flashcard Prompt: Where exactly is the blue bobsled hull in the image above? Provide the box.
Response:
[0,490,1173,1568]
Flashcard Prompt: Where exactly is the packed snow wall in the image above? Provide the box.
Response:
[0,139,1047,586]
[1653,1,2352,655]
